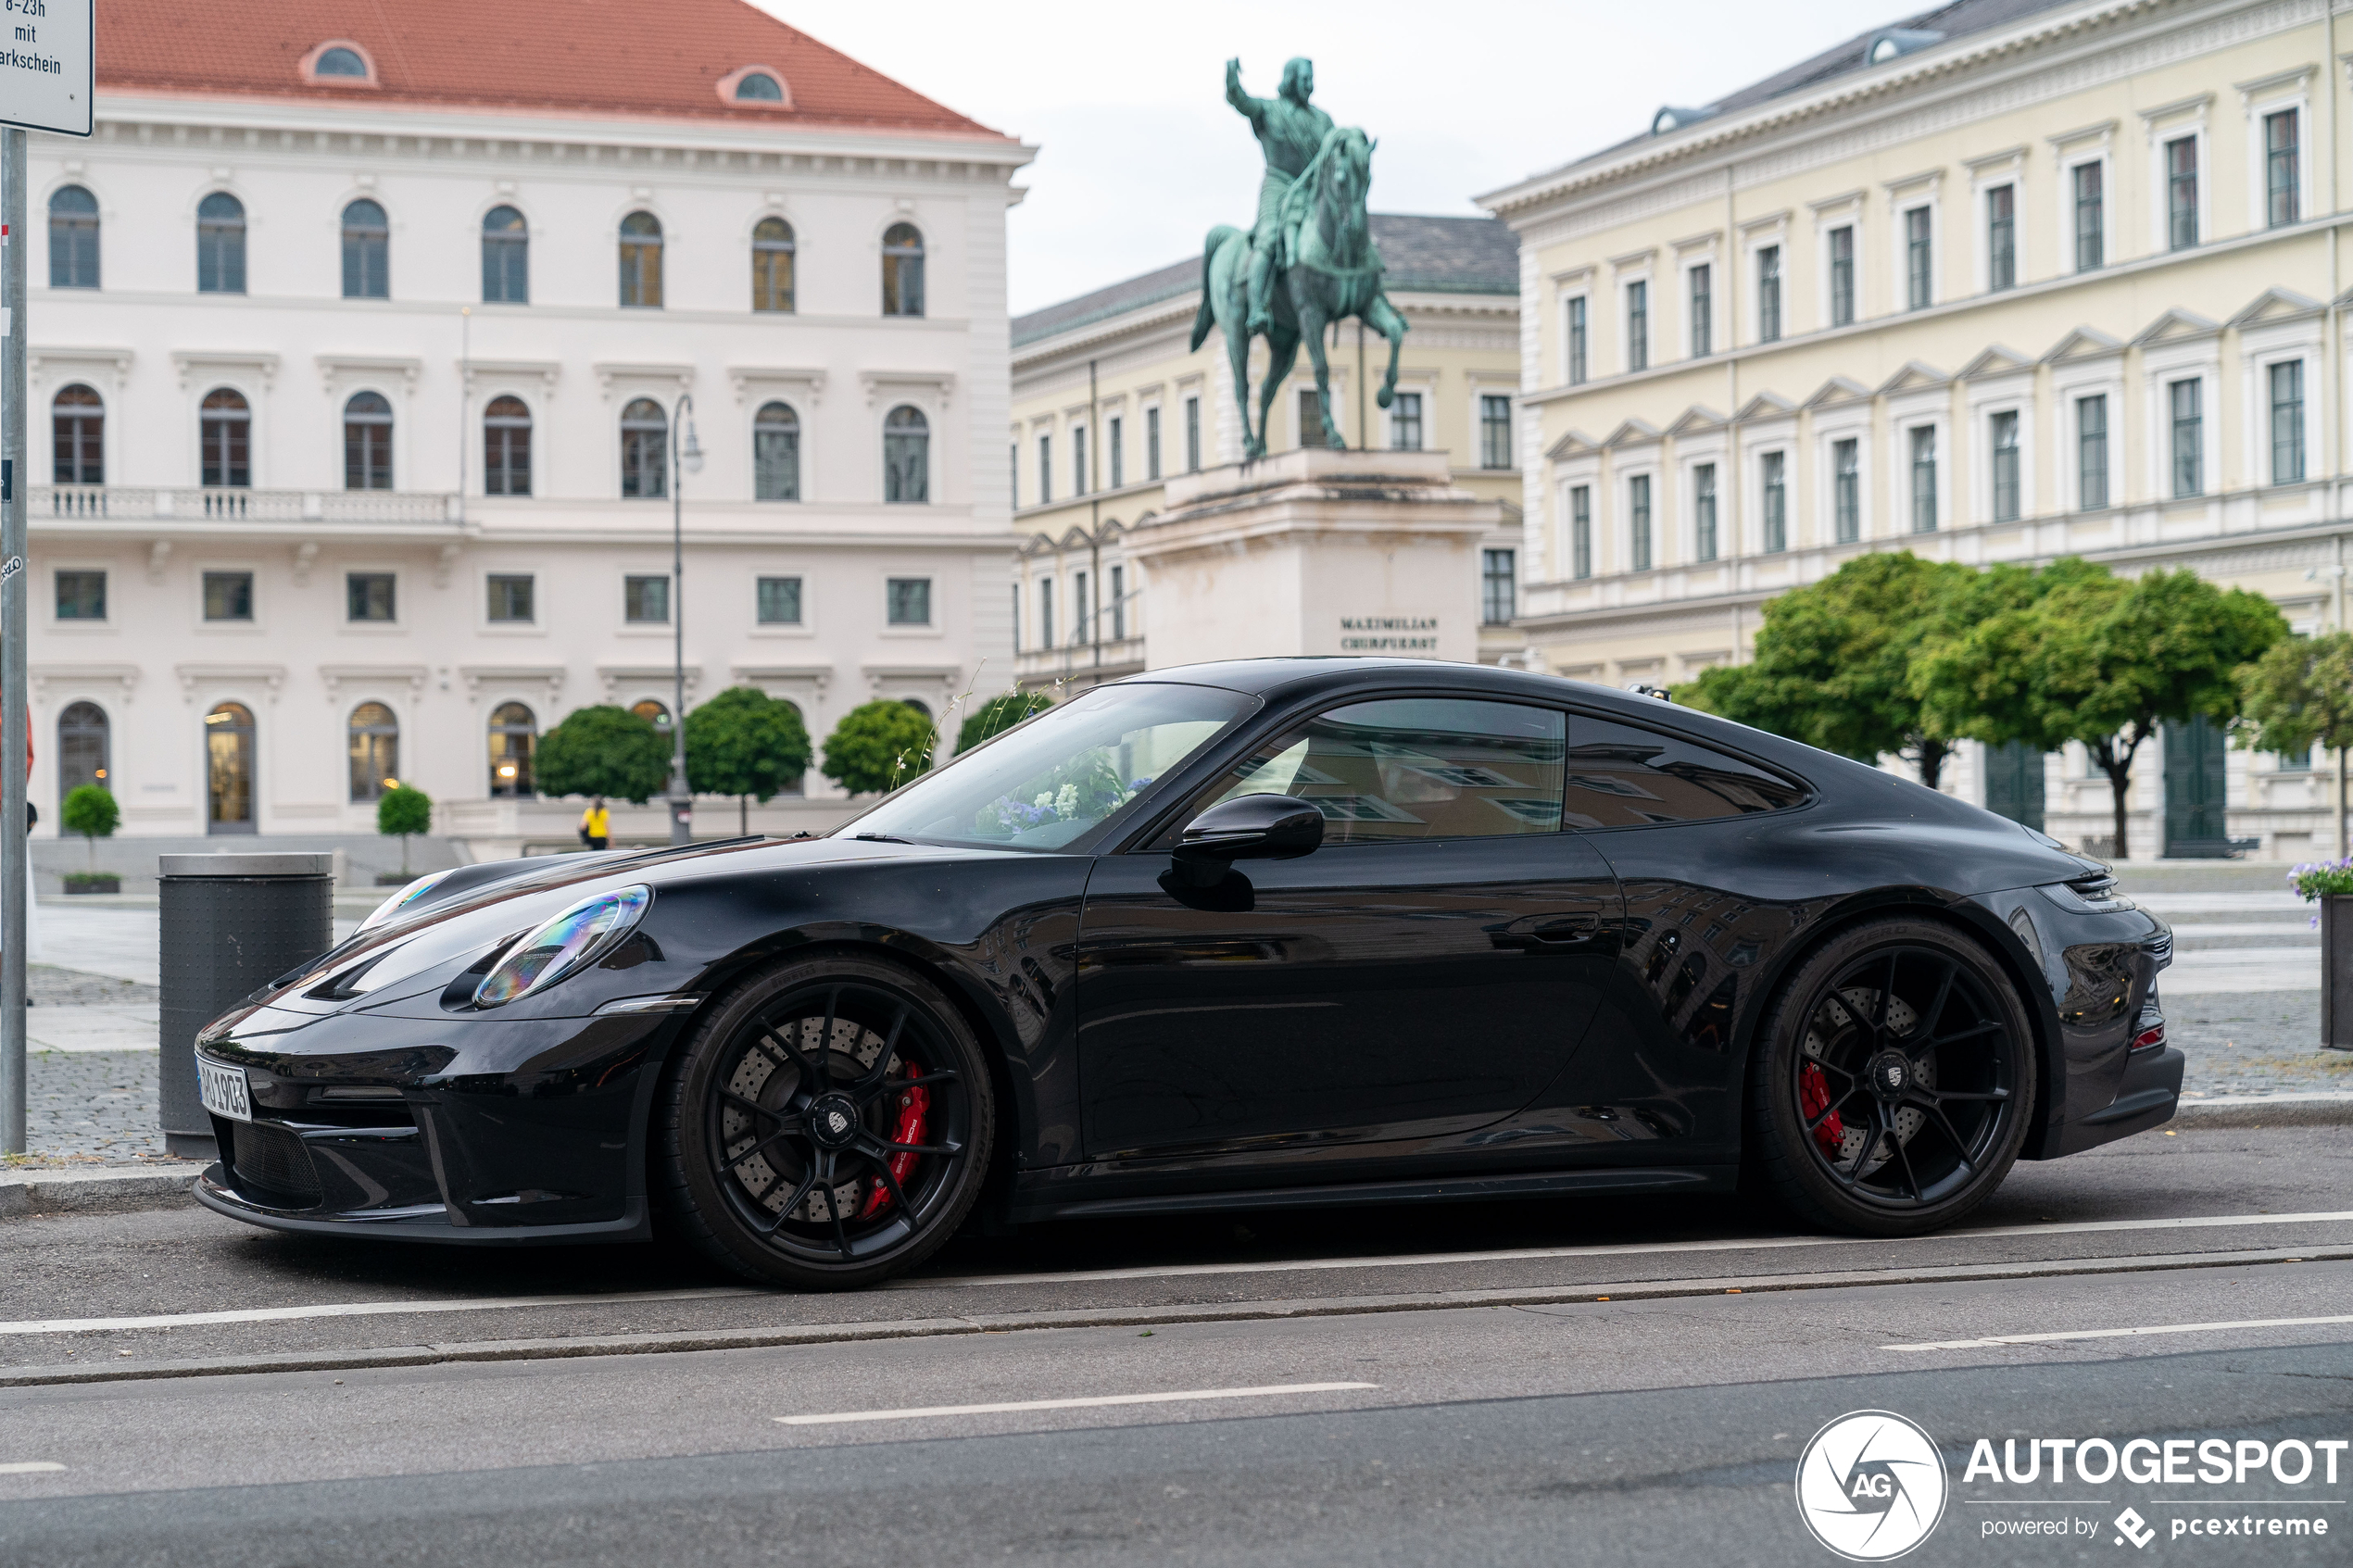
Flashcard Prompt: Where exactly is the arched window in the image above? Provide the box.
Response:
[58,701,109,799]
[882,222,925,317]
[488,702,535,797]
[205,702,256,834]
[196,193,245,295]
[313,45,369,79]
[736,71,785,102]
[347,702,398,802]
[621,397,668,498]
[52,385,102,485]
[631,698,673,734]
[754,401,799,501]
[484,395,532,496]
[344,391,393,491]
[752,216,795,313]
[481,205,527,303]
[619,211,662,308]
[900,698,932,721]
[884,405,929,504]
[341,198,389,298]
[48,185,98,289]
[200,388,250,489]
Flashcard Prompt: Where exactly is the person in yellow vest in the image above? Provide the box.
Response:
[579,797,610,851]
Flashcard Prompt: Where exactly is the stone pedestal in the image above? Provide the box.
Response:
[1126,448,1502,671]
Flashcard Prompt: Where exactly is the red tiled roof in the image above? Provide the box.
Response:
[95,0,1007,139]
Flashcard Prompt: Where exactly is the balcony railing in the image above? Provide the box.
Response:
[35,485,459,523]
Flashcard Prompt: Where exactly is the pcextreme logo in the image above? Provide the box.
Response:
[1795,1411,1951,1562]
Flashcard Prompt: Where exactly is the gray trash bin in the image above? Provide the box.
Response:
[157,852,335,1160]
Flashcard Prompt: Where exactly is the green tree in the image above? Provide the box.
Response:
[1679,552,2032,787]
[957,690,1053,754]
[534,705,672,804]
[686,686,813,835]
[1914,566,2288,858]
[59,784,119,875]
[2233,631,2353,857]
[375,784,434,876]
[822,701,937,797]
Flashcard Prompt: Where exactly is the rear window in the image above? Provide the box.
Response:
[1561,715,1807,828]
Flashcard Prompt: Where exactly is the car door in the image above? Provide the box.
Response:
[1075,695,1622,1164]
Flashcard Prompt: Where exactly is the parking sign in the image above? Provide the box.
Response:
[0,0,92,138]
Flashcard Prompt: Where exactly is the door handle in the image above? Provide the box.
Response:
[1529,914,1600,944]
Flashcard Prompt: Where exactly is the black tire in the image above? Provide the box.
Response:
[655,952,995,1290]
[1745,918,2035,1236]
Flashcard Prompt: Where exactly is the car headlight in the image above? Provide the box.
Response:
[473,885,652,1009]
[362,870,456,932]
[2037,873,2137,915]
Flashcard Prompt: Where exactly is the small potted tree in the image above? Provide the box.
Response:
[375,784,434,884]
[60,783,121,894]
[2238,633,2353,1048]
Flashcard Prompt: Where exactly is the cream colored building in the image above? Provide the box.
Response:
[1006,216,1527,692]
[1482,0,2353,859]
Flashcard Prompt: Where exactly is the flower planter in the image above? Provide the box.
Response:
[2325,896,2353,1051]
[64,874,120,896]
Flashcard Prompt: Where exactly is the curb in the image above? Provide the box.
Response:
[0,1164,202,1217]
[2173,1092,2353,1128]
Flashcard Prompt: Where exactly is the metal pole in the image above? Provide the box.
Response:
[2,128,26,1154]
[668,393,693,845]
[1356,322,1366,451]
[457,307,470,526]
[1088,359,1101,674]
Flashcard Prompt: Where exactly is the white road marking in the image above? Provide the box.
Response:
[0,1286,760,1337]
[0,1462,66,1474]
[775,1381,1378,1426]
[1885,1313,2353,1351]
[904,1210,2353,1289]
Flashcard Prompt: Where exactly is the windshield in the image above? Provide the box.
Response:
[845,683,1255,849]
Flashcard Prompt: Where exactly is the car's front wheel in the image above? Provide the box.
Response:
[656,953,994,1289]
[1745,918,2035,1236]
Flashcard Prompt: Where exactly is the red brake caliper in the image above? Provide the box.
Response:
[1799,1060,1844,1158]
[859,1076,930,1219]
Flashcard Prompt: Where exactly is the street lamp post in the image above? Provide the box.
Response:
[668,395,704,846]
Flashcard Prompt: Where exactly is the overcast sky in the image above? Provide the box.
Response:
[757,1,1911,316]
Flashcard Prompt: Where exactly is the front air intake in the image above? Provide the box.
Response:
[229,1122,323,1206]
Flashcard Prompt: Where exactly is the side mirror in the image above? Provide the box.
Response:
[1172,792,1324,865]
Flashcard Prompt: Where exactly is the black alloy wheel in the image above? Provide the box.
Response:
[1745,918,2034,1236]
[657,953,994,1289]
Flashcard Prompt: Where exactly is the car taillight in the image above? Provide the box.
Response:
[2131,1022,2166,1051]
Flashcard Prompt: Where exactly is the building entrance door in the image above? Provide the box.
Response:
[2162,715,2228,857]
[1982,740,2045,833]
[206,702,256,834]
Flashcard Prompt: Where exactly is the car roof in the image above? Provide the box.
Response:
[1112,657,1640,708]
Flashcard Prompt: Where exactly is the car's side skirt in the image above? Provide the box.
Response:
[1008,1165,1733,1223]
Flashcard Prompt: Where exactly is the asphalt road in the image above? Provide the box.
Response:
[4,1124,2351,1565]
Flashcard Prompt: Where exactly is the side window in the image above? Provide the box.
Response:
[1184,697,1566,845]
[1562,715,1806,828]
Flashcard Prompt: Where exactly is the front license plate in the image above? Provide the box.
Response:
[196,1057,252,1123]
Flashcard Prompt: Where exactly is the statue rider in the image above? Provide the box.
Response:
[1225,56,1334,337]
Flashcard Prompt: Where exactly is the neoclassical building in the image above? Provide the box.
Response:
[1008,215,1528,690]
[1483,0,2352,859]
[29,0,1030,859]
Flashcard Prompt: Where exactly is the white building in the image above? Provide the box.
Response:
[29,0,1031,864]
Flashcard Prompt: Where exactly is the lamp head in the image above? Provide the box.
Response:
[682,420,705,475]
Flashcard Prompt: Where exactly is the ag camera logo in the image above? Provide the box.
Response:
[1795,1411,1950,1561]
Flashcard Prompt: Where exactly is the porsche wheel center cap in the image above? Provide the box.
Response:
[1866,1050,1911,1102]
[807,1094,861,1149]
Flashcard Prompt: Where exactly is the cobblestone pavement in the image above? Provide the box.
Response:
[16,1049,173,1165]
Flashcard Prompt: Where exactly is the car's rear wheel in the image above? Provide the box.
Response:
[1745,919,2034,1236]
[656,953,994,1290]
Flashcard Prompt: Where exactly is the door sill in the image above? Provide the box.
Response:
[1010,1165,1729,1223]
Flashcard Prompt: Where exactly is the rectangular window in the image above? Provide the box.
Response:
[2171,378,2203,496]
[1629,474,1653,571]
[1828,227,1854,327]
[2076,394,2108,510]
[346,571,396,622]
[55,570,106,621]
[1905,207,1932,309]
[2271,360,2306,484]
[1146,407,1162,481]
[1990,410,2020,522]
[623,573,670,624]
[1010,444,1018,507]
[1110,564,1126,639]
[1072,423,1087,495]
[1185,396,1201,471]
[1688,263,1712,357]
[1481,548,1516,624]
[1832,437,1860,542]
[2072,161,2105,270]
[1909,426,1938,533]
[2167,135,2199,250]
[1109,416,1124,490]
[1985,184,2015,292]
[1038,576,1053,649]
[1390,391,1423,450]
[202,571,253,622]
[1761,452,1787,553]
[757,576,802,625]
[1626,280,1648,371]
[887,577,932,626]
[1692,463,1718,561]
[2267,108,2300,227]
[1570,485,1592,580]
[1566,295,1588,384]
[1297,387,1326,449]
[1480,395,1514,470]
[1037,434,1051,506]
[1074,571,1089,641]
[1756,245,1781,342]
[486,573,535,623]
